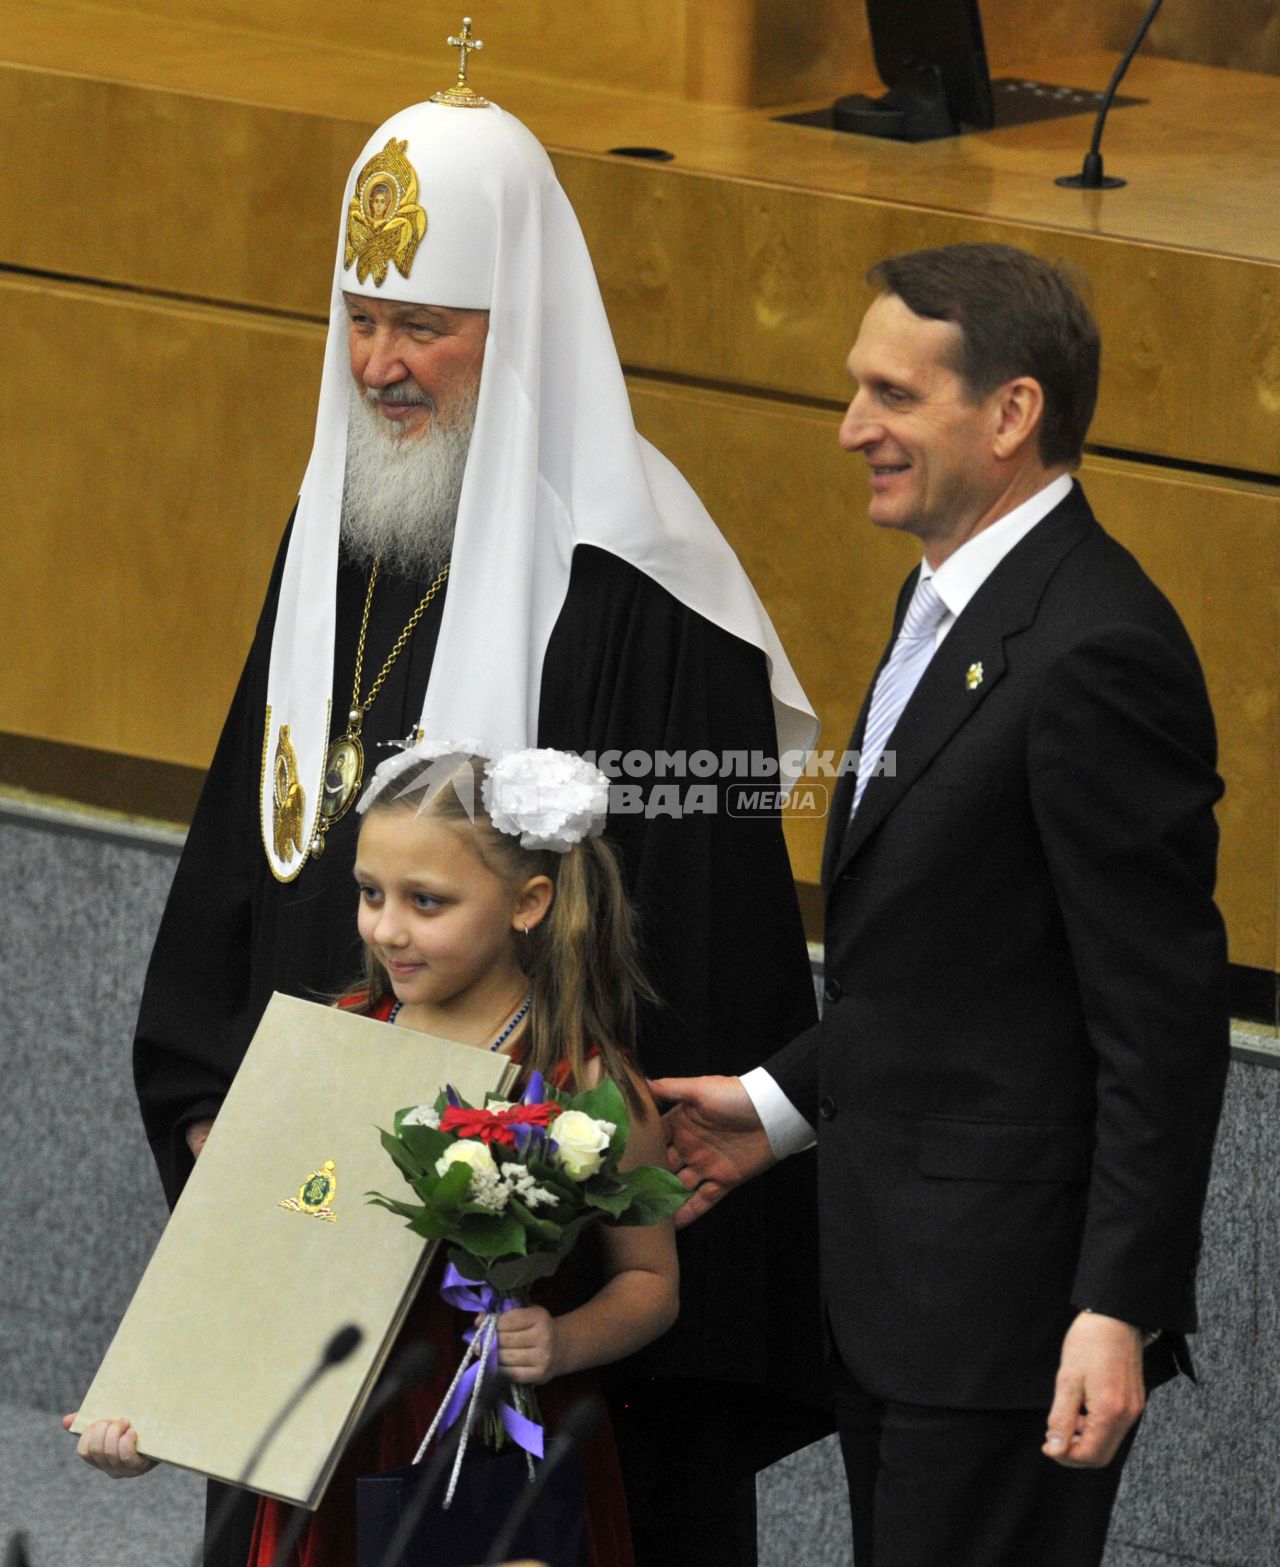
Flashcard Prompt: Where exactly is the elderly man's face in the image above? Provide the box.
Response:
[344,294,489,438]
[839,292,1004,551]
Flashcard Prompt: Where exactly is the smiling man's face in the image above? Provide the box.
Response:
[344,293,489,440]
[839,292,1007,555]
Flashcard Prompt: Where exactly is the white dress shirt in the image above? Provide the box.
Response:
[743,474,1074,1158]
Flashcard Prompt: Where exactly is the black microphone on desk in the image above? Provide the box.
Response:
[197,1323,363,1567]
[1057,0,1166,189]
[481,1395,602,1567]
[266,1340,438,1567]
[374,1372,506,1567]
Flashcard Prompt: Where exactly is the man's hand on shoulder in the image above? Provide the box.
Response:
[648,1074,775,1229]
[1043,1310,1145,1469]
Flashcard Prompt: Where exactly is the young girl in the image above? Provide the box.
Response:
[72,745,677,1567]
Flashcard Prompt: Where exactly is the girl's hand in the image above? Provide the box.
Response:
[63,1414,158,1478]
[494,1305,560,1385]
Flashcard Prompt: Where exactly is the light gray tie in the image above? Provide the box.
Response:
[851,575,948,817]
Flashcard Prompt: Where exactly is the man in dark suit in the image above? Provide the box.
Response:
[654,244,1228,1567]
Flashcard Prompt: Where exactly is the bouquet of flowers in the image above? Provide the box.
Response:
[369,1070,686,1496]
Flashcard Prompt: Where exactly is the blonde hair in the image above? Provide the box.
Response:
[345,755,652,1115]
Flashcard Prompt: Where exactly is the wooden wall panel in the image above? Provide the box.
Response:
[74,0,692,100]
[21,0,1275,117]
[0,275,319,766]
[560,158,1280,480]
[1079,456,1280,975]
[629,380,1280,972]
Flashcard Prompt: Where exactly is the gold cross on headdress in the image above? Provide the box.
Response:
[431,15,490,108]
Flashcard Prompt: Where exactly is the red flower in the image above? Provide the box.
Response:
[439,1106,518,1148]
[500,1102,559,1129]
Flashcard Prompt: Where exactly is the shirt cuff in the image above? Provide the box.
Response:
[741,1068,816,1160]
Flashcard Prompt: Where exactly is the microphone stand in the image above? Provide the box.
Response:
[196,1323,363,1567]
[1057,0,1166,189]
[3,1533,31,1567]
[265,1341,437,1567]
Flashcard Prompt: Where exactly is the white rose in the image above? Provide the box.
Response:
[549,1110,614,1181]
[436,1140,498,1185]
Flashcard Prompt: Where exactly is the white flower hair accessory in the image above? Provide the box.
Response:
[483,749,610,852]
[356,737,481,816]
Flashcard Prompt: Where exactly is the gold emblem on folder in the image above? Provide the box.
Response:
[344,139,428,286]
[272,723,306,864]
[966,662,984,691]
[279,1160,339,1222]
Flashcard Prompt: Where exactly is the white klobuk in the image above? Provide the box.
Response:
[262,99,816,880]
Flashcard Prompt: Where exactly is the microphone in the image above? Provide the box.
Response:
[374,1371,506,1567]
[4,1533,31,1567]
[197,1323,364,1567]
[1057,0,1165,189]
[266,1340,438,1567]
[482,1396,602,1567]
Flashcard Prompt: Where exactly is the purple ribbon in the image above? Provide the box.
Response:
[438,1263,545,1458]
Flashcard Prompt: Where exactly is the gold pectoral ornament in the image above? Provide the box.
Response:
[345,139,428,287]
[311,560,451,858]
[272,724,306,864]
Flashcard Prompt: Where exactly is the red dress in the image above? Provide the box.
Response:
[248,1001,634,1567]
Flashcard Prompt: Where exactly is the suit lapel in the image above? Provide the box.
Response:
[826,488,1097,887]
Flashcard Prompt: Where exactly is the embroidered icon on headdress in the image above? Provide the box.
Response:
[345,139,428,286]
[272,723,306,863]
[966,662,984,690]
[279,1160,339,1222]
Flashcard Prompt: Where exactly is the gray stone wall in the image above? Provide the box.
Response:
[2,801,1274,1565]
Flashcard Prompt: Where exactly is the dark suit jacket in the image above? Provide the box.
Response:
[768,484,1229,1410]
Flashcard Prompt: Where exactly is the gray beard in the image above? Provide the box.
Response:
[339,381,476,579]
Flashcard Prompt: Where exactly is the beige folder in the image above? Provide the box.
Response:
[73,991,517,1507]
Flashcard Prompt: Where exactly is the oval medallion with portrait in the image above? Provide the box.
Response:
[321,735,365,825]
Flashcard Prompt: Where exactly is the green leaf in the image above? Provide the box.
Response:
[427,1162,475,1206]
[394,1122,452,1166]
[506,1197,565,1242]
[480,1210,599,1294]
[582,1183,633,1218]
[379,1127,425,1184]
[483,1248,567,1295]
[365,1191,422,1223]
[450,1209,528,1258]
[408,1207,455,1241]
[606,1163,689,1225]
[443,1247,488,1283]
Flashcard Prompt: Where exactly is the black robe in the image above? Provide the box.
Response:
[134,525,832,1560]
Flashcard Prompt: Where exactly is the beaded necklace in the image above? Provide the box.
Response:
[386,994,532,1052]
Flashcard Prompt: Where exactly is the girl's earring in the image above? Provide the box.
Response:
[521,922,530,937]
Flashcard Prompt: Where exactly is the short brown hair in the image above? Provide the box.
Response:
[868,244,1099,467]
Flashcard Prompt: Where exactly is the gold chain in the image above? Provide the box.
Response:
[308,558,451,860]
[351,560,450,719]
